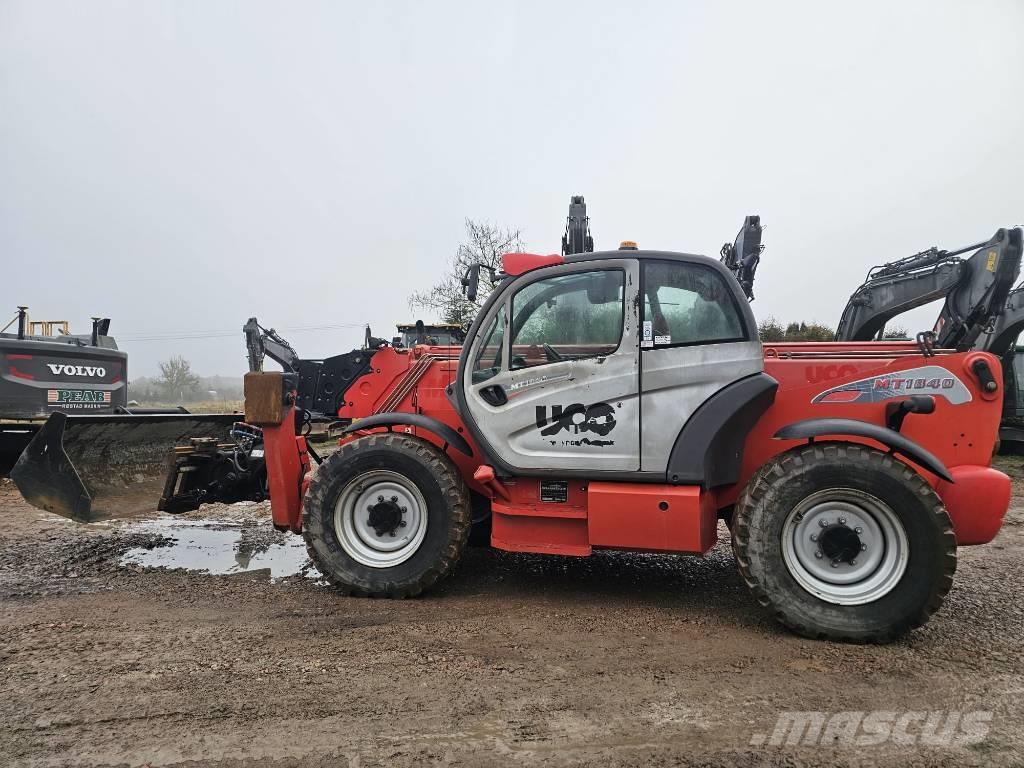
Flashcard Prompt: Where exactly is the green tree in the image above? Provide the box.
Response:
[410,218,525,326]
[157,356,200,401]
[758,316,785,342]
[759,317,835,342]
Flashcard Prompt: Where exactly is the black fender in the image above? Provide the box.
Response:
[773,418,952,482]
[342,413,473,457]
[667,373,779,487]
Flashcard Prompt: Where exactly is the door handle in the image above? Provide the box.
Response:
[479,385,508,406]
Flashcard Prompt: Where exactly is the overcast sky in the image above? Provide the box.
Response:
[2,1,1023,377]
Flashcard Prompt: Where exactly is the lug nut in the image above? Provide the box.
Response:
[838,517,847,525]
[819,520,829,528]
[850,559,857,566]
[377,495,384,502]
[855,527,862,534]
[810,534,818,542]
[830,561,839,568]
[861,543,868,551]
[399,520,407,528]
[391,495,398,503]
[400,507,407,513]
[815,551,823,559]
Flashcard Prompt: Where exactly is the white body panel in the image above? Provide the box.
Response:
[464,259,641,472]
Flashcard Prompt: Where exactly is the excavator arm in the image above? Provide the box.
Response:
[720,215,763,301]
[561,196,594,256]
[933,228,1023,350]
[835,246,968,341]
[244,317,300,373]
[982,287,1024,359]
[834,229,1021,344]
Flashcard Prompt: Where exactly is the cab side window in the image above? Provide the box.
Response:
[509,269,624,369]
[643,261,745,346]
[472,309,505,383]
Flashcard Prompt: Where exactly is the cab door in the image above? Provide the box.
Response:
[461,259,641,473]
[638,258,764,472]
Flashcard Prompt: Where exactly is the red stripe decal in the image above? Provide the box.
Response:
[9,366,34,380]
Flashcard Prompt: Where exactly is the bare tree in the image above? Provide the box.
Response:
[410,218,525,326]
[157,355,200,401]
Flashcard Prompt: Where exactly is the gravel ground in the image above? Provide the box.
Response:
[1,460,1023,768]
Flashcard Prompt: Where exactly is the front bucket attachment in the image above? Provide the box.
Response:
[10,412,239,522]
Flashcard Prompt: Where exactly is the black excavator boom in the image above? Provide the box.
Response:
[932,228,1023,350]
[835,229,1022,344]
[720,215,763,301]
[561,196,594,256]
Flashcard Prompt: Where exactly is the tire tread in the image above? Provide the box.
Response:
[731,443,956,643]
[302,434,471,599]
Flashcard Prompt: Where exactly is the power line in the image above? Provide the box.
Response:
[117,321,367,343]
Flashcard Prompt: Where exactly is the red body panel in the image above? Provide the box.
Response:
[936,465,1010,545]
[502,252,564,276]
[743,345,1003,505]
[491,478,590,556]
[268,341,1009,551]
[263,409,310,533]
[339,346,486,500]
[588,482,717,554]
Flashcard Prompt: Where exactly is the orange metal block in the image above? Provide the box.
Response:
[489,478,591,556]
[491,513,591,556]
[587,482,717,554]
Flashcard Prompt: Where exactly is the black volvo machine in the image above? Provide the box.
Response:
[1,306,241,504]
[0,307,129,473]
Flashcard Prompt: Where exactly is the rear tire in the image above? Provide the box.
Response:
[732,443,956,643]
[302,434,471,597]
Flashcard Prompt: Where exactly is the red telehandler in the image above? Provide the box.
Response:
[11,224,1021,643]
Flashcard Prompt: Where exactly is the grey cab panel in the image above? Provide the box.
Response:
[639,257,763,474]
[459,249,764,479]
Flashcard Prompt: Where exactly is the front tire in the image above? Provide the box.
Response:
[302,434,471,597]
[732,443,956,643]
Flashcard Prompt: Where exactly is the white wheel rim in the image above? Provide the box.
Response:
[781,488,909,606]
[334,470,428,568]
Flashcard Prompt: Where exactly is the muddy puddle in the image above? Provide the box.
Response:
[118,518,321,580]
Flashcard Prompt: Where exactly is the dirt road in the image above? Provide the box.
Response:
[2,461,1024,767]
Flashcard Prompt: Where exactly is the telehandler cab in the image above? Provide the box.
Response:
[12,237,1017,643]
